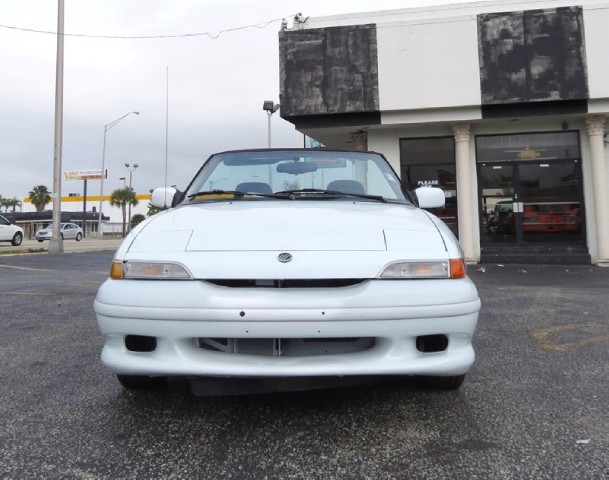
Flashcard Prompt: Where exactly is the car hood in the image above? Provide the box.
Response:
[120,202,452,279]
[127,201,446,253]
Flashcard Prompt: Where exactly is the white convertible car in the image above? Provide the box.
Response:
[94,149,480,393]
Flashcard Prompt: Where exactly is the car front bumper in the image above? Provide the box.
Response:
[94,278,481,378]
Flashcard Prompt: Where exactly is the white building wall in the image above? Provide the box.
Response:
[377,15,482,112]
[583,6,609,100]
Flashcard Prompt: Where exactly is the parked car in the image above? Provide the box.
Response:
[94,149,481,393]
[0,214,24,246]
[35,223,83,242]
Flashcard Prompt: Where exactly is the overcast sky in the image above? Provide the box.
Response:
[0,0,480,202]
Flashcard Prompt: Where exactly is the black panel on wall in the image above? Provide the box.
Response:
[482,99,588,118]
[279,24,380,120]
[478,7,588,117]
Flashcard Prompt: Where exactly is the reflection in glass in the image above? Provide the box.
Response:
[519,162,583,243]
[479,164,516,243]
[476,132,580,163]
[400,137,458,236]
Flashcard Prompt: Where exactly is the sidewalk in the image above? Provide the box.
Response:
[0,237,124,255]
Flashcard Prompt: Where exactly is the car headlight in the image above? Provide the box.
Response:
[379,259,466,279]
[110,260,192,280]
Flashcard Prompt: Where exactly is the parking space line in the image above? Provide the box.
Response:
[0,264,54,271]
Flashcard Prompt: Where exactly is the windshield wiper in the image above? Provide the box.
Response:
[187,190,275,199]
[273,189,388,203]
[187,188,389,203]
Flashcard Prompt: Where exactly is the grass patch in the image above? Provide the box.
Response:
[0,248,46,255]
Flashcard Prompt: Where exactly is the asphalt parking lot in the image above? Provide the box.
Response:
[0,249,608,479]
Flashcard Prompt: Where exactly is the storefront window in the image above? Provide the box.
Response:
[400,137,457,236]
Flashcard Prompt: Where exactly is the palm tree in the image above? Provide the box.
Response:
[110,188,139,237]
[0,195,20,212]
[5,197,21,212]
[29,185,51,212]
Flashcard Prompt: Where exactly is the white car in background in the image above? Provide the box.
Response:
[35,222,83,242]
[94,149,481,394]
[0,214,23,246]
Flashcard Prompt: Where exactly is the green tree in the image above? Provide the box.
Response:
[29,185,51,212]
[147,203,163,216]
[110,188,139,237]
[130,213,146,229]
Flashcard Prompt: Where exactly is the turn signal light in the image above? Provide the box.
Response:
[110,260,124,279]
[449,258,466,278]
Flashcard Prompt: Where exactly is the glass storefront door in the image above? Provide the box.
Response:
[477,132,585,246]
[479,160,584,244]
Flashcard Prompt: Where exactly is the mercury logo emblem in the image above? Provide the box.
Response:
[278,253,293,263]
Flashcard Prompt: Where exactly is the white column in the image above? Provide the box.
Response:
[453,123,476,263]
[585,115,609,264]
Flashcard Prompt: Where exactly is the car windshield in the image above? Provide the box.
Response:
[42,224,69,230]
[183,150,409,204]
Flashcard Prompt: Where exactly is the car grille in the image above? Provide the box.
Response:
[205,279,365,288]
[198,337,376,357]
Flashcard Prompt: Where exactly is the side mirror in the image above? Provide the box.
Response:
[151,187,179,209]
[414,186,445,209]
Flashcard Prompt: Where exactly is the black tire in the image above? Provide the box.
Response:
[417,374,466,390]
[116,374,167,390]
[11,232,23,246]
[60,233,64,240]
[37,239,43,243]
[76,232,82,241]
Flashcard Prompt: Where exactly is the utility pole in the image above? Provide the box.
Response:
[49,0,64,254]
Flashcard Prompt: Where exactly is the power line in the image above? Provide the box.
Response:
[0,14,296,40]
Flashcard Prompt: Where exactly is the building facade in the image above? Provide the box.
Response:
[278,0,609,265]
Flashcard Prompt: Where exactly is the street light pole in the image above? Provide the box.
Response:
[125,163,138,231]
[96,111,139,237]
[262,100,280,148]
